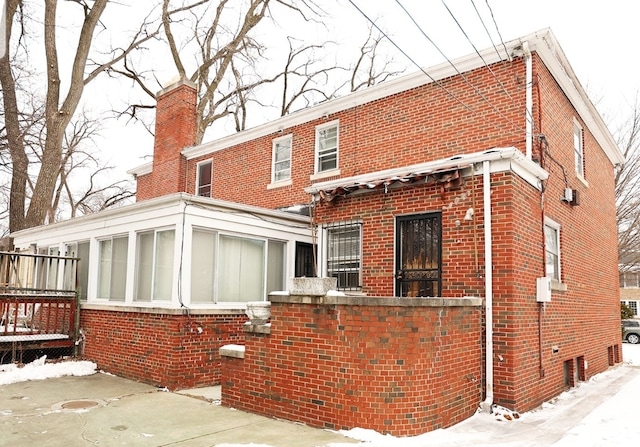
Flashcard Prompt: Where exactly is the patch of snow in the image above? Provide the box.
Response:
[0,356,97,386]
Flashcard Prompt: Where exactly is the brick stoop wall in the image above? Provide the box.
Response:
[220,294,484,437]
[80,305,246,390]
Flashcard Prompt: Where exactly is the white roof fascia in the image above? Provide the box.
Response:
[522,29,625,166]
[127,162,152,177]
[304,147,549,198]
[127,28,622,173]
[181,39,513,161]
[10,193,310,242]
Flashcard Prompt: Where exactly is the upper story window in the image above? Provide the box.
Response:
[315,120,339,173]
[544,218,561,281]
[98,235,128,301]
[272,135,292,183]
[573,120,584,178]
[620,272,640,288]
[197,160,212,197]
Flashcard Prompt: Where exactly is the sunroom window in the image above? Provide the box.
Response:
[135,229,175,301]
[190,229,286,304]
[98,236,128,301]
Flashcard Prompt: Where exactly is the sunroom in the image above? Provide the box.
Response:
[10,193,314,308]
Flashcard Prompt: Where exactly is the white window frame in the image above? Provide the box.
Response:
[544,218,561,282]
[189,227,287,304]
[573,120,584,179]
[196,159,213,197]
[134,228,176,302]
[314,120,339,174]
[271,134,292,184]
[97,235,129,301]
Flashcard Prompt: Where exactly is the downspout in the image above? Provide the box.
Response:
[480,160,494,412]
[523,41,533,160]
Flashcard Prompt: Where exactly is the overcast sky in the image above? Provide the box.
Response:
[91,0,640,176]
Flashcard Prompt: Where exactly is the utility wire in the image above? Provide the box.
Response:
[483,0,511,64]
[346,0,524,135]
[345,0,478,119]
[470,0,506,63]
[396,0,522,133]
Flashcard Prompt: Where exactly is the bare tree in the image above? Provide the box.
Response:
[350,24,403,92]
[616,96,640,270]
[0,0,159,232]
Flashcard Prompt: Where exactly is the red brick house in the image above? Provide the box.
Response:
[10,28,623,435]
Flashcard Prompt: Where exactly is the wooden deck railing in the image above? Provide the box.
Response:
[0,251,79,351]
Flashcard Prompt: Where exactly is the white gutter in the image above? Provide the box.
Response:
[523,41,533,160]
[480,160,494,412]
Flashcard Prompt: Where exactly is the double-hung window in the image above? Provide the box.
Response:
[326,222,361,290]
[315,121,339,173]
[544,218,561,281]
[135,229,175,301]
[272,135,292,183]
[573,120,584,178]
[197,160,213,197]
[98,236,128,301]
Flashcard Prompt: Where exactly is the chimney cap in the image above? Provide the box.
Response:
[156,77,197,98]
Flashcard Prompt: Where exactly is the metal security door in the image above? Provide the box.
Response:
[395,213,442,297]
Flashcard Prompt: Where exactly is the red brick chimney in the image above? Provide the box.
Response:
[148,78,197,199]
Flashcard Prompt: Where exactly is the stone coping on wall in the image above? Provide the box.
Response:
[269,293,483,308]
[80,304,245,315]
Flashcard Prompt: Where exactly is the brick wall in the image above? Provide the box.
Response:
[138,79,197,201]
[180,59,528,210]
[220,295,483,437]
[80,307,245,390]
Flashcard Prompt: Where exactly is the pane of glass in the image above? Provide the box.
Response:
[47,246,60,289]
[218,235,265,302]
[198,161,212,197]
[135,232,153,301]
[77,242,90,300]
[275,140,291,162]
[98,240,112,299]
[153,230,175,301]
[111,236,128,301]
[191,230,216,303]
[267,241,285,294]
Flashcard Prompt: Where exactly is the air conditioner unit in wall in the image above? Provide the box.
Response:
[536,277,552,302]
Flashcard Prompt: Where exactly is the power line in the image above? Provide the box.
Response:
[483,0,511,64]
[346,0,522,136]
[395,0,522,132]
[345,0,478,118]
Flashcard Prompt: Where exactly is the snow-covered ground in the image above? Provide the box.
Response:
[2,344,639,446]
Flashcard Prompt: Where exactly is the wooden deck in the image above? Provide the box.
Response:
[0,251,80,354]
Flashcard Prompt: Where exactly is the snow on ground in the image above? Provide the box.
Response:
[1,345,639,446]
[0,356,96,386]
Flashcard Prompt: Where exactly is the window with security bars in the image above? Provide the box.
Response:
[326,222,361,290]
[316,122,338,173]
